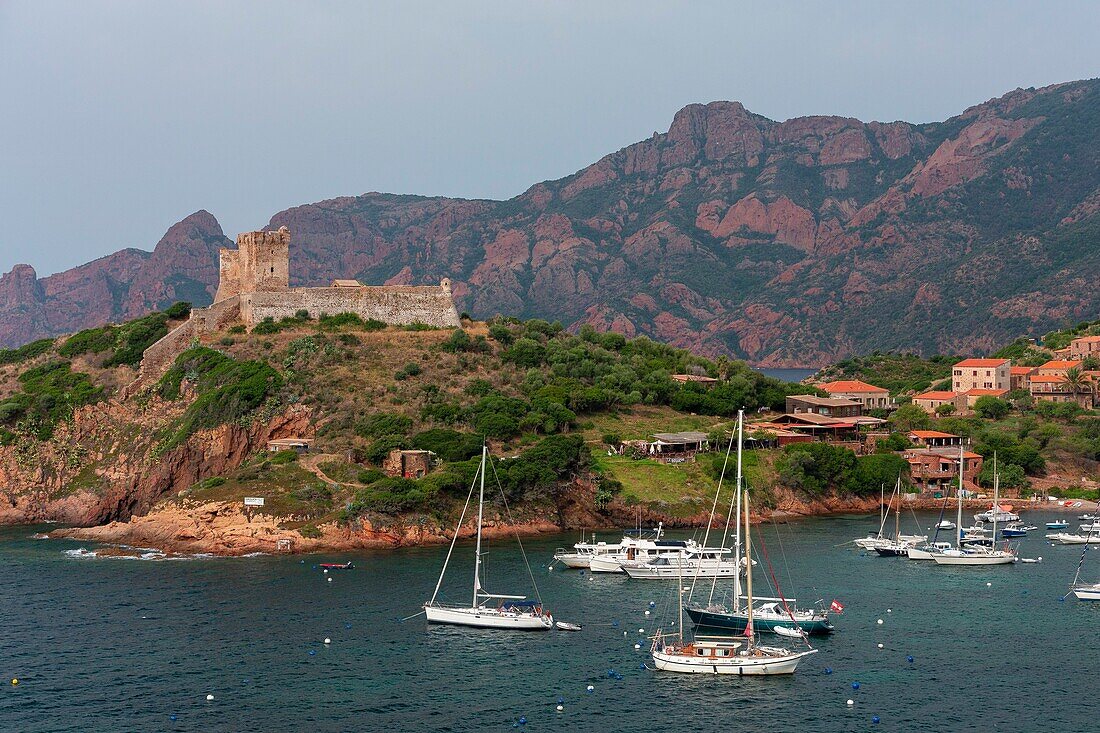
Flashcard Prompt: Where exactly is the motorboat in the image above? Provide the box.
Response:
[936,520,956,531]
[1000,525,1028,538]
[1046,520,1069,530]
[907,541,954,560]
[622,545,739,579]
[320,561,354,570]
[974,506,1020,524]
[1047,533,1100,545]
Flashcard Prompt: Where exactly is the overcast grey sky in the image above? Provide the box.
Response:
[1,1,1097,276]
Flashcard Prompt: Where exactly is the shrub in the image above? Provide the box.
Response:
[0,338,56,366]
[357,413,413,439]
[843,453,911,495]
[269,449,299,465]
[191,476,226,491]
[488,323,514,346]
[104,313,170,367]
[163,301,192,319]
[294,309,311,320]
[410,428,483,462]
[602,433,621,446]
[4,361,104,439]
[973,396,1010,420]
[776,443,857,495]
[59,327,118,357]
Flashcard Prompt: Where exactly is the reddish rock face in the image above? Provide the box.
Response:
[0,211,229,346]
[2,80,1098,366]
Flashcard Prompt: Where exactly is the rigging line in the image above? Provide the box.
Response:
[427,458,481,605]
[755,525,812,650]
[705,416,741,605]
[690,421,736,600]
[1064,496,1100,599]
[487,452,543,605]
[769,514,797,601]
[397,610,427,622]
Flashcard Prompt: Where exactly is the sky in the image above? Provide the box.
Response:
[1,1,1098,277]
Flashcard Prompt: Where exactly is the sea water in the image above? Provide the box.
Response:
[1,514,1097,732]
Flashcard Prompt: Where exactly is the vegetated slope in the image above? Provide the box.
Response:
[0,307,837,543]
[4,81,1100,366]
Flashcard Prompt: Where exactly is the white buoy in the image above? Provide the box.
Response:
[586,685,594,692]
[886,608,892,613]
[876,618,883,625]
[206,694,215,701]
[644,610,650,616]
[986,582,992,587]
[877,643,884,649]
[327,577,333,582]
[556,704,564,712]
[638,628,644,633]
[634,643,641,649]
[624,631,628,636]
[847,699,854,706]
[548,566,554,571]
[324,637,331,644]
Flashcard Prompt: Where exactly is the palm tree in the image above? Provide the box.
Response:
[1060,366,1091,407]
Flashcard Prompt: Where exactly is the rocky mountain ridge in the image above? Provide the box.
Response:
[3,80,1099,364]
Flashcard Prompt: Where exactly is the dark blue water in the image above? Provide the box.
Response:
[1,514,1097,732]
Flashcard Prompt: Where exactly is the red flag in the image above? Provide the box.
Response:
[829,599,845,614]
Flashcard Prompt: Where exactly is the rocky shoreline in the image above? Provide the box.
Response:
[41,492,1088,558]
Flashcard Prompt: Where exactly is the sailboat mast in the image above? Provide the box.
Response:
[473,445,487,607]
[956,444,964,549]
[743,485,753,645]
[894,477,900,540]
[677,549,685,639]
[733,410,744,611]
[992,452,999,546]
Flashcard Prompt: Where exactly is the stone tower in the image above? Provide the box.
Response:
[214,226,290,302]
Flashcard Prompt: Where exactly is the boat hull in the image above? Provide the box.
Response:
[1072,584,1100,601]
[553,554,591,569]
[931,552,1016,566]
[652,647,815,675]
[623,563,739,579]
[684,606,834,635]
[424,605,553,630]
[588,556,626,573]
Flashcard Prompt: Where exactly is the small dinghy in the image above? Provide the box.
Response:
[772,625,803,638]
[555,621,582,631]
[1020,558,1041,564]
[1046,521,1068,530]
[320,562,354,570]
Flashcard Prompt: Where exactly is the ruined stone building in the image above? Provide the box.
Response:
[134,226,460,386]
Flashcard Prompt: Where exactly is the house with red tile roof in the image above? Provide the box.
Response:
[1009,366,1036,391]
[1029,373,1094,408]
[1036,359,1083,376]
[1069,335,1100,360]
[952,358,1010,393]
[819,380,894,411]
[903,447,984,494]
[907,430,964,448]
[963,388,1009,408]
[911,390,965,414]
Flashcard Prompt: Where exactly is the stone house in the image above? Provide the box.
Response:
[1029,374,1093,408]
[785,395,862,418]
[819,380,893,411]
[911,390,965,414]
[383,449,435,479]
[1036,359,1083,377]
[1009,366,1036,391]
[951,359,1010,393]
[903,448,983,495]
[963,388,1009,409]
[1069,335,1100,360]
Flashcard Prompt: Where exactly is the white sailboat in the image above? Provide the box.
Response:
[424,446,553,630]
[933,451,1016,566]
[1067,502,1100,600]
[650,468,817,674]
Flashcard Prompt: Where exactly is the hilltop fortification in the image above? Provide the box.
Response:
[136,226,460,385]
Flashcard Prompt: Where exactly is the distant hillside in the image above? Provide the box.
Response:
[3,79,1100,366]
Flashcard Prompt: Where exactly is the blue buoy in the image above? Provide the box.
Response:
[639,662,646,670]
[824,667,833,675]
[241,679,250,684]
[852,682,860,690]
[345,623,352,629]
[907,655,914,663]
[872,715,881,724]
[607,669,615,677]
[612,620,619,628]
[170,714,178,721]
[309,650,316,656]
[558,697,564,704]
[649,601,656,608]
[519,716,527,725]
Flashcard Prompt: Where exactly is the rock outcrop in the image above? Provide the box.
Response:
[4,80,1100,365]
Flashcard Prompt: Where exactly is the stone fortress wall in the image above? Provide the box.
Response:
[130,226,460,389]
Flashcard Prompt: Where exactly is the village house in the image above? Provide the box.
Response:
[903,447,984,495]
[952,358,1010,393]
[785,395,862,418]
[1009,366,1036,391]
[819,380,894,411]
[1069,335,1100,360]
[911,390,965,414]
[382,449,435,479]
[1029,374,1094,408]
[907,430,964,448]
[743,423,813,448]
[1036,359,1083,377]
[963,388,1009,409]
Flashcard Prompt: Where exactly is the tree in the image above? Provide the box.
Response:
[973,396,1010,420]
[934,403,956,416]
[844,453,910,496]
[888,403,932,432]
[1061,366,1090,405]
